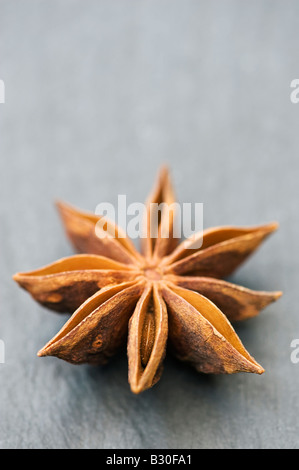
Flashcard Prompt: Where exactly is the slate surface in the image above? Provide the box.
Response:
[0,0,298,449]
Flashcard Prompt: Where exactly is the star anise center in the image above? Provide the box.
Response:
[143,266,163,281]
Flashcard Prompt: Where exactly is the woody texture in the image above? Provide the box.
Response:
[13,167,282,394]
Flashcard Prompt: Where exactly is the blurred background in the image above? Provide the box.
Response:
[0,0,298,448]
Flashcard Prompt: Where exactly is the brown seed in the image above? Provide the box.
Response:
[140,301,155,368]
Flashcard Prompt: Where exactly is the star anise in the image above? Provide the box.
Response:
[13,167,282,393]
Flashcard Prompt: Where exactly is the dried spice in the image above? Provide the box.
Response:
[13,167,282,393]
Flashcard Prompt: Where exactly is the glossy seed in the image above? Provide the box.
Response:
[140,302,155,368]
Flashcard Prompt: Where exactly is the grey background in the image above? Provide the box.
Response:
[0,0,298,449]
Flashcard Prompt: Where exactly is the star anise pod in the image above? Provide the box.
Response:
[13,167,282,393]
